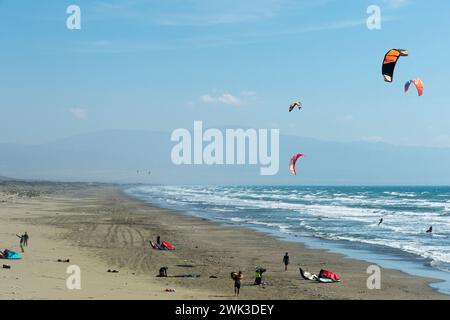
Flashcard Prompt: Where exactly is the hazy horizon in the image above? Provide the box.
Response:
[1,0,449,185]
[3,127,450,150]
[2,129,450,185]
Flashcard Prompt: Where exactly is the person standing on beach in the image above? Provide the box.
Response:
[283,252,290,271]
[23,232,29,246]
[233,271,243,297]
[157,235,161,245]
[16,234,25,253]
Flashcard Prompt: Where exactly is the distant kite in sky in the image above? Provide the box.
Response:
[289,101,302,112]
[382,49,408,82]
[404,78,424,96]
[289,153,304,176]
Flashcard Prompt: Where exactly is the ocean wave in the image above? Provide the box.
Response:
[126,185,450,273]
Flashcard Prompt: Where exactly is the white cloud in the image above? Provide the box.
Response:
[94,0,284,27]
[155,12,263,27]
[199,92,251,106]
[72,4,397,53]
[384,0,410,9]
[338,114,354,122]
[69,108,88,120]
[70,40,172,54]
[181,16,396,48]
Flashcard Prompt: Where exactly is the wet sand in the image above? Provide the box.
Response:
[0,182,447,299]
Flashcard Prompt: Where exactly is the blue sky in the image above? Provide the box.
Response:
[1,0,449,147]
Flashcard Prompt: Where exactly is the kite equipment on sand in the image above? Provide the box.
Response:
[299,268,318,281]
[300,268,341,283]
[161,241,175,250]
[151,241,175,250]
[0,250,21,260]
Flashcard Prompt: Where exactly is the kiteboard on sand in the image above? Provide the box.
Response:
[150,241,175,250]
[161,241,175,250]
[299,268,318,281]
[300,268,341,283]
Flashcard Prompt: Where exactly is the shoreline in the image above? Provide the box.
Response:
[124,186,450,296]
[1,181,448,299]
[123,188,450,297]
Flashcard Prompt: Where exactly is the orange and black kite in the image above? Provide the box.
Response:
[382,49,408,82]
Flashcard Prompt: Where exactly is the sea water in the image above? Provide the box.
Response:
[126,185,450,294]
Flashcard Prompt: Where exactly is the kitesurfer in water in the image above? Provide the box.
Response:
[378,218,383,226]
[426,226,433,233]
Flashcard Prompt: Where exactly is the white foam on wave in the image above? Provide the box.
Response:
[317,234,450,267]
[127,185,450,270]
[383,191,417,197]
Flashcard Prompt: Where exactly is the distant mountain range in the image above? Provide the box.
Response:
[1,129,450,185]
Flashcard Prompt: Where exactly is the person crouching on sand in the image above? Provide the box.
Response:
[254,267,266,285]
[254,269,262,285]
[283,252,290,271]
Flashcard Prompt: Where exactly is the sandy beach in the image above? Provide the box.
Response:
[0,181,448,300]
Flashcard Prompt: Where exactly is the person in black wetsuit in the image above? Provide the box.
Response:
[378,218,383,226]
[23,232,29,246]
[158,266,168,277]
[283,252,290,271]
[426,226,433,233]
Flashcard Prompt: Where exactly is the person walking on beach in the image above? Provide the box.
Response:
[283,252,290,271]
[233,271,243,297]
[23,232,29,246]
[16,234,25,253]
